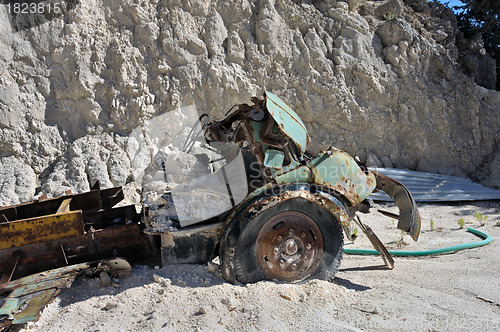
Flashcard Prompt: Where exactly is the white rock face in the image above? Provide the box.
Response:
[0,0,499,204]
[0,156,37,205]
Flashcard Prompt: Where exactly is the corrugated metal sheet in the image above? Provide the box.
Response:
[368,168,500,202]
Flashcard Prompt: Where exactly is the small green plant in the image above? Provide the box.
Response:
[353,227,358,237]
[290,14,300,27]
[430,218,435,231]
[474,211,488,225]
[383,12,397,20]
[458,217,465,229]
[396,230,408,248]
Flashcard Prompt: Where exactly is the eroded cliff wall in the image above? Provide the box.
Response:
[0,0,499,205]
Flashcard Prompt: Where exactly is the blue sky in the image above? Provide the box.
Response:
[435,0,465,8]
[435,0,465,14]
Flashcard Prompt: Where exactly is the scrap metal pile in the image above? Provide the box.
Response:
[0,184,158,328]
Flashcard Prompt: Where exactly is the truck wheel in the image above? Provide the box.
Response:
[232,198,344,283]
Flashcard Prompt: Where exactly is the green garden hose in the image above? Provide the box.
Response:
[344,227,492,257]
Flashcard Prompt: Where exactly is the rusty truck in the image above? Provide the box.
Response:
[0,92,421,327]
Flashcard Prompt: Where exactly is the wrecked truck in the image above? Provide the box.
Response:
[0,92,421,327]
[141,91,421,283]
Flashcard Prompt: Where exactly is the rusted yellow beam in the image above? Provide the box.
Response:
[56,198,72,214]
[0,211,84,250]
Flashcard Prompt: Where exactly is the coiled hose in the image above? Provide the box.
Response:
[344,227,492,256]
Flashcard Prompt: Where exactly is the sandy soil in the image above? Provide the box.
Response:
[20,201,500,331]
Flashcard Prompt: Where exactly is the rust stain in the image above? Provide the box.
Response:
[237,186,354,240]
[268,97,308,134]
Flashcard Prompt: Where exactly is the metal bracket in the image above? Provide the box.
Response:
[354,216,394,269]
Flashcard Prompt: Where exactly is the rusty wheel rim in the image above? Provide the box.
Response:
[255,211,324,282]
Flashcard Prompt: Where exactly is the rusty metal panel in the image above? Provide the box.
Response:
[265,91,310,153]
[0,192,94,221]
[0,187,125,223]
[2,259,130,292]
[82,204,140,230]
[0,211,84,250]
[353,216,394,269]
[0,234,95,280]
[0,259,132,328]
[6,266,74,290]
[273,166,312,184]
[4,288,60,325]
[308,147,376,206]
[92,223,160,264]
[0,266,82,328]
[93,223,143,251]
[0,206,18,222]
[99,186,125,209]
[373,172,421,241]
[0,207,156,280]
[161,222,222,264]
[263,149,285,168]
[8,276,72,298]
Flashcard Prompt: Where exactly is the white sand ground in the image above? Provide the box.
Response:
[21,201,500,332]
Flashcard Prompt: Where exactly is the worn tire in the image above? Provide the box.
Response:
[230,197,344,284]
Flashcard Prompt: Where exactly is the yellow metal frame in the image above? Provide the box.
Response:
[0,210,84,250]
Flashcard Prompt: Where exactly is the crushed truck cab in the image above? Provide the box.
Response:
[152,91,421,283]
